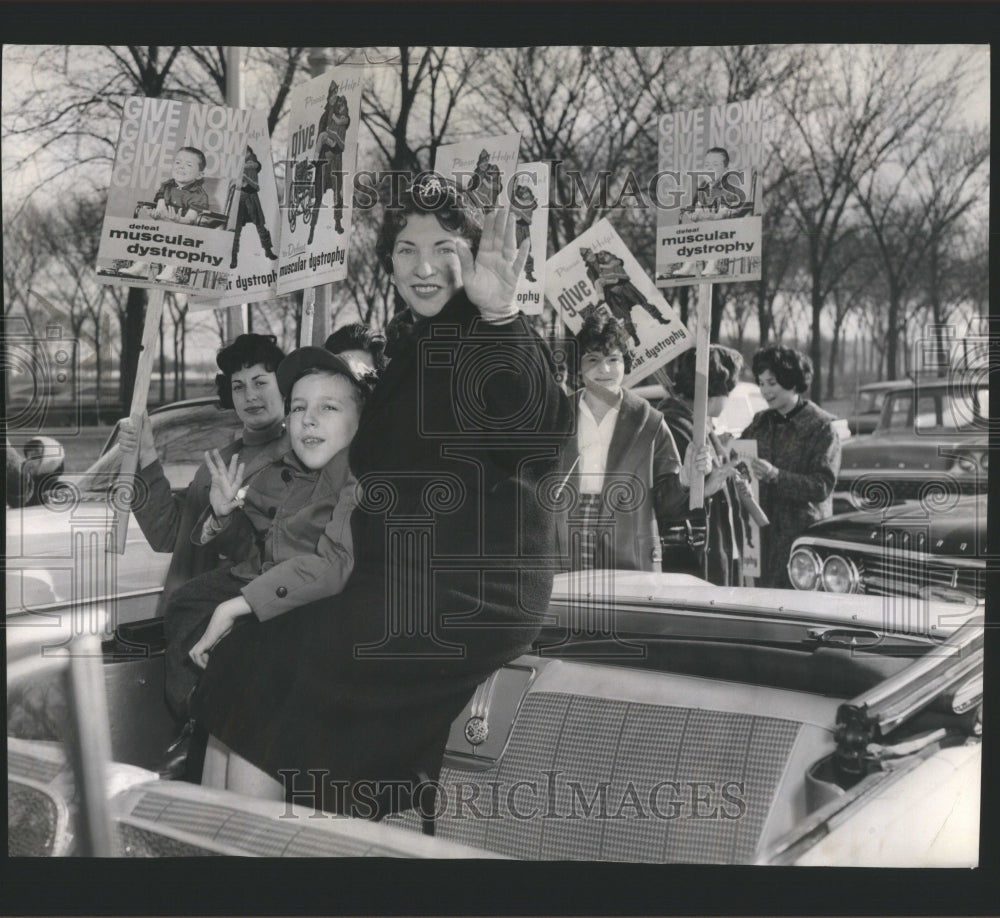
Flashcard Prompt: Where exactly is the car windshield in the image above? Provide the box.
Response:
[77,404,242,497]
[856,389,887,413]
[884,386,988,432]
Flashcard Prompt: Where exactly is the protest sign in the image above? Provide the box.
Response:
[729,438,763,581]
[546,218,692,387]
[190,110,280,312]
[655,98,768,289]
[96,97,253,294]
[434,132,521,213]
[509,162,549,316]
[276,67,362,296]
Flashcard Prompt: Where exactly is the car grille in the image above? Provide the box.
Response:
[855,553,982,598]
[802,542,983,600]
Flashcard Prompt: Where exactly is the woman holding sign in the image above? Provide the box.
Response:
[194,176,572,815]
[739,345,841,588]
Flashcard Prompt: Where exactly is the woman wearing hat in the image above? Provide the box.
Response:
[194,177,572,813]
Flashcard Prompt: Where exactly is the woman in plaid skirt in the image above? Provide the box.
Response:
[555,314,685,572]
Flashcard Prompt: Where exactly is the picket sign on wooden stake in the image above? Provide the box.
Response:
[300,287,316,347]
[109,289,164,554]
[688,265,712,511]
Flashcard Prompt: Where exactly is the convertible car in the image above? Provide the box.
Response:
[8,570,981,864]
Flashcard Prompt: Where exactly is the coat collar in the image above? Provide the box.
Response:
[563,388,654,472]
[605,389,653,473]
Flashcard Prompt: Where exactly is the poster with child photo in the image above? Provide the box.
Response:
[545,218,691,387]
[95,97,254,295]
[654,98,769,289]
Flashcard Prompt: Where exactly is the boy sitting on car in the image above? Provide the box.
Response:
[170,346,373,674]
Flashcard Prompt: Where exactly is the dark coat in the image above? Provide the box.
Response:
[741,400,840,588]
[133,421,288,618]
[194,292,573,813]
[555,389,682,572]
[658,397,743,585]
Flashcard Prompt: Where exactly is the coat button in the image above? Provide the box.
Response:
[276,586,288,598]
[268,506,277,518]
[281,469,293,483]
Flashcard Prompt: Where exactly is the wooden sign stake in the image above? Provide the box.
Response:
[688,264,712,511]
[109,289,164,554]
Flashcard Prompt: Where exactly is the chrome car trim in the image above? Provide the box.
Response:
[834,617,983,773]
[791,536,986,569]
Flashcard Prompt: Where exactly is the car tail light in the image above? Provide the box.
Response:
[821,554,860,594]
[788,548,822,591]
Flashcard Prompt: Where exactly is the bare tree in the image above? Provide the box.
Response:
[2,202,51,329]
[777,45,968,401]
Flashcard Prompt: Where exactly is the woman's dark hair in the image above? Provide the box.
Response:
[324,323,387,373]
[375,174,484,277]
[214,334,286,409]
[671,344,743,400]
[752,344,812,394]
[576,314,634,374]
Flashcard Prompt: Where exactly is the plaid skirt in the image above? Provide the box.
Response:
[569,492,608,571]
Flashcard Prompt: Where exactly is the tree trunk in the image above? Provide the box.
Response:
[826,320,842,400]
[119,287,147,414]
[158,311,166,404]
[885,288,901,379]
[94,322,102,425]
[676,286,689,327]
[810,279,824,404]
[180,314,187,400]
[709,286,724,344]
[173,322,181,402]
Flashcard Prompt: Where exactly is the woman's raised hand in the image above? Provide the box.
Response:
[457,206,530,321]
[205,449,246,518]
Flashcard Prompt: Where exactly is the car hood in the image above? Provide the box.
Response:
[804,496,984,558]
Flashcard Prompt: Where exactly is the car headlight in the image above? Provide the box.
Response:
[981,452,989,471]
[821,554,860,594]
[954,455,977,473]
[788,547,822,591]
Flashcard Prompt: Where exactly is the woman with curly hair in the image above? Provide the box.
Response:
[193,176,571,815]
[555,313,683,572]
[740,345,841,588]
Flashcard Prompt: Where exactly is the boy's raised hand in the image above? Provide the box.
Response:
[205,449,246,518]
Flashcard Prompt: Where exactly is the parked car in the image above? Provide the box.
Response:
[788,493,987,603]
[848,380,904,435]
[8,569,981,865]
[5,397,241,616]
[835,376,989,514]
